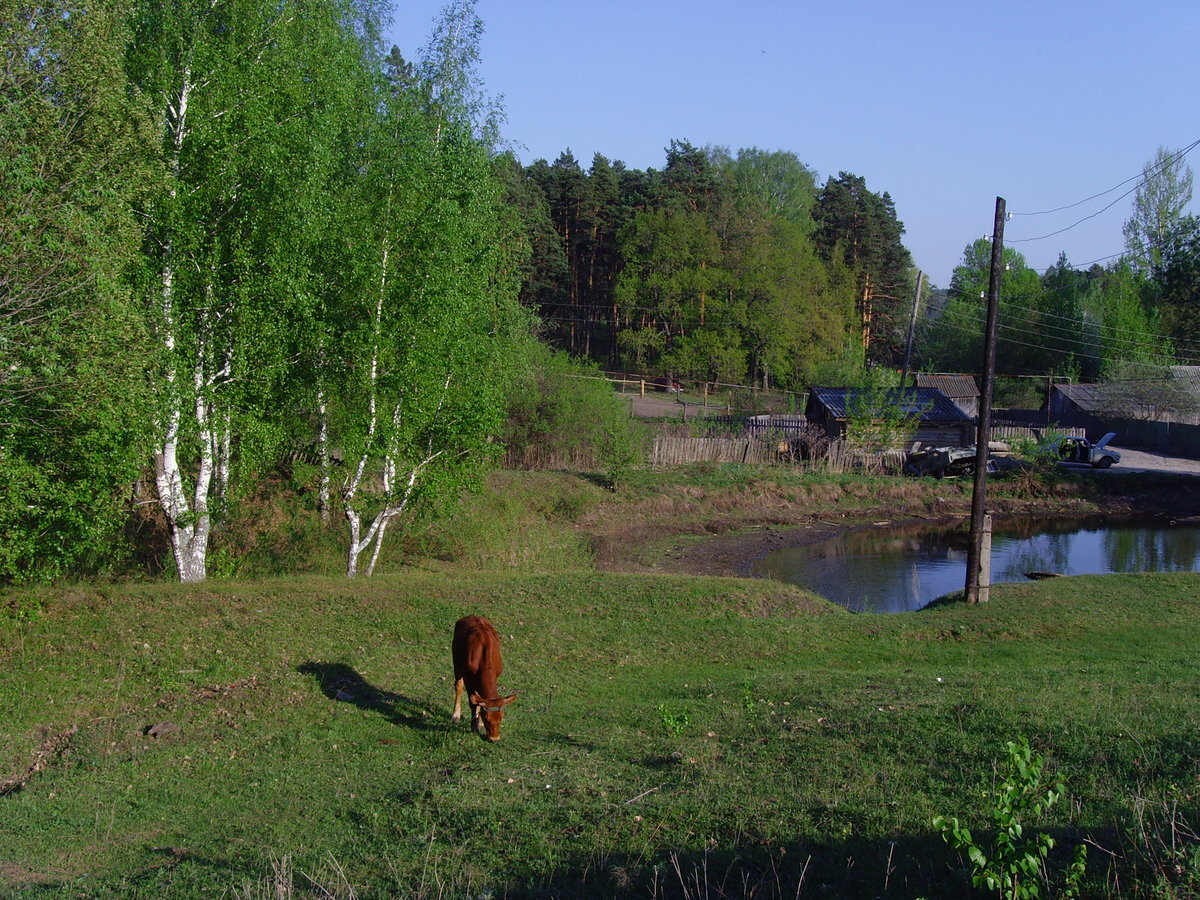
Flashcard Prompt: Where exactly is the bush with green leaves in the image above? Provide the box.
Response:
[1006,429,1071,482]
[504,342,643,482]
[844,368,928,451]
[934,737,1085,900]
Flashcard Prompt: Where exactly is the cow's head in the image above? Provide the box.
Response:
[470,691,519,741]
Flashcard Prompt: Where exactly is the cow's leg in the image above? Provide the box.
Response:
[452,677,465,722]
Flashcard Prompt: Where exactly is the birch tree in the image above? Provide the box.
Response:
[1123,145,1194,274]
[333,7,524,577]
[128,0,374,581]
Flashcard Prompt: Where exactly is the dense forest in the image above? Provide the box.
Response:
[503,144,913,388]
[3,0,1199,585]
[512,142,1200,387]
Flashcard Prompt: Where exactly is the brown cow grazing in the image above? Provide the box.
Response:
[451,615,518,741]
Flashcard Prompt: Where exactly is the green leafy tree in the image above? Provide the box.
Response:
[715,146,818,230]
[925,240,1045,375]
[844,370,927,451]
[275,11,384,527]
[734,215,856,389]
[416,0,504,147]
[518,143,888,390]
[331,6,526,577]
[934,738,1085,900]
[0,0,152,581]
[128,0,376,581]
[1154,215,1200,358]
[615,207,725,377]
[503,342,641,485]
[1123,145,1194,274]
[1090,262,1175,378]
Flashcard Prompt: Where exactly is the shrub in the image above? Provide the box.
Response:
[504,343,644,482]
[933,738,1085,900]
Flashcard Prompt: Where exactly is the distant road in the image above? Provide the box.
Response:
[626,394,724,419]
[623,396,1200,477]
[1101,446,1200,476]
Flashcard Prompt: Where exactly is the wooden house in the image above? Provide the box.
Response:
[805,386,974,446]
[1049,375,1200,427]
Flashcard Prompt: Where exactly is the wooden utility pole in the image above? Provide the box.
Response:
[964,197,1006,603]
[900,270,924,387]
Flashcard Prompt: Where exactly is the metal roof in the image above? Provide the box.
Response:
[807,386,973,423]
[1170,366,1200,391]
[916,374,979,400]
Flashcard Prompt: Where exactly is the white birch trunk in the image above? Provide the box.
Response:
[151,68,217,583]
[316,384,331,524]
[152,70,206,582]
[341,243,388,577]
[351,376,457,578]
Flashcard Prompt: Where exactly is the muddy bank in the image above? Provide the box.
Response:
[588,472,1200,578]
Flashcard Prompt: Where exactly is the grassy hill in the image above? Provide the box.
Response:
[3,469,1199,898]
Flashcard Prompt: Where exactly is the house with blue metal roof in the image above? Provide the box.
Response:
[805,386,974,446]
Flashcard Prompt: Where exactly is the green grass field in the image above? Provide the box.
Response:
[3,471,1200,898]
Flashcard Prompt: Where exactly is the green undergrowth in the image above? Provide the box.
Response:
[204,469,609,580]
[3,567,1200,898]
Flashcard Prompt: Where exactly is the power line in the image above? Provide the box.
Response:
[941,283,1200,351]
[1008,182,1144,244]
[930,317,1108,365]
[1025,250,1126,274]
[1006,139,1200,245]
[938,302,1181,355]
[1011,139,1200,218]
[928,315,1196,369]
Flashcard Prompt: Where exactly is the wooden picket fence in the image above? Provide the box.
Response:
[989,423,1085,443]
[650,436,776,466]
[649,435,908,473]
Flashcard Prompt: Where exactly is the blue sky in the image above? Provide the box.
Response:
[387,1,1199,289]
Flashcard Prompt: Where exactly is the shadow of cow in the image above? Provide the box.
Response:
[297,661,439,731]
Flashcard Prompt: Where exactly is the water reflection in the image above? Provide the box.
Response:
[749,518,1200,614]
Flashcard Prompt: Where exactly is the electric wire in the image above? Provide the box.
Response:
[940,284,1200,352]
[1006,139,1200,244]
[1011,139,1200,217]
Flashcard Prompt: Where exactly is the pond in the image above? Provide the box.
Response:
[748,517,1200,613]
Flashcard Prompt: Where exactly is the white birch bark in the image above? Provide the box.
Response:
[316,383,331,524]
[150,66,229,583]
[341,242,388,578]
[152,68,211,583]
[351,375,458,578]
[340,234,458,577]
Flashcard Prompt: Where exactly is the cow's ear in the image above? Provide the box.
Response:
[499,692,519,707]
[469,691,485,705]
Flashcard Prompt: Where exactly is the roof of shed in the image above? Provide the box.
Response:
[916,374,979,399]
[1170,366,1200,390]
[1052,382,1110,413]
[1053,375,1200,416]
[807,386,973,423]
